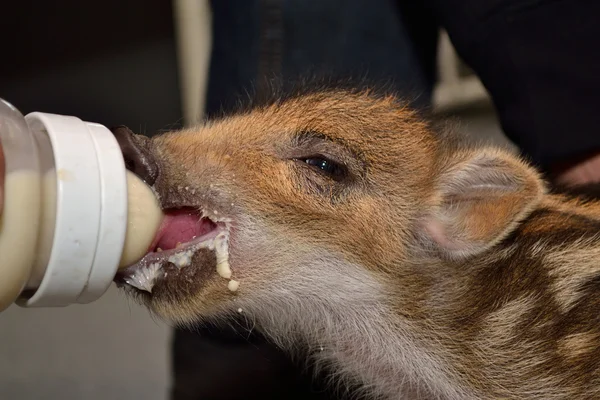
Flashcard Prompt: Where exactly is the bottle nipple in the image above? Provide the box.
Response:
[119,171,164,268]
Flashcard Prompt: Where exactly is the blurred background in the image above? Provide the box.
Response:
[0,1,513,399]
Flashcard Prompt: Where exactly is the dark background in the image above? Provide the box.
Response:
[0,0,182,135]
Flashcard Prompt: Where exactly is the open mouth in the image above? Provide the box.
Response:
[116,207,231,293]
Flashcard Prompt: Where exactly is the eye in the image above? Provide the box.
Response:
[298,156,347,180]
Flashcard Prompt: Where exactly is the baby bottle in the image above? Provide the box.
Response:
[0,98,163,312]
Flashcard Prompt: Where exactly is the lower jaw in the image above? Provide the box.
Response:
[115,224,239,302]
[115,225,231,294]
[117,246,219,305]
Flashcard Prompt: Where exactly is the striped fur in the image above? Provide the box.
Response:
[120,86,600,399]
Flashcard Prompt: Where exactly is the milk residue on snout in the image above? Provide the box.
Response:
[168,250,197,268]
[166,235,218,269]
[227,280,240,292]
[215,232,240,292]
[125,229,238,293]
[215,233,232,279]
[124,262,162,293]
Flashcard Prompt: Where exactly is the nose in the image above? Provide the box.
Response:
[111,125,158,185]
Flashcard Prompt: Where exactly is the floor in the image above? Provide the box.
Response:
[0,286,170,400]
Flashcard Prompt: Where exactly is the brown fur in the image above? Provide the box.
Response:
[119,86,600,399]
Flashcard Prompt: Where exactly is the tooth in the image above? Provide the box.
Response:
[176,242,182,248]
[157,248,163,252]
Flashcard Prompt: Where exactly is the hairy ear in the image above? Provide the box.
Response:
[422,148,545,259]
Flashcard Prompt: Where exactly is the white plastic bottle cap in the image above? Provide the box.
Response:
[18,113,127,307]
[77,122,128,304]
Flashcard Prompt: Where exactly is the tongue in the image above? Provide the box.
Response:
[153,208,214,251]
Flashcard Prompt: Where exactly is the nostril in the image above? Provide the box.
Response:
[111,125,159,186]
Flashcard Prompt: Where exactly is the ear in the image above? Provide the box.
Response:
[422,148,545,259]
